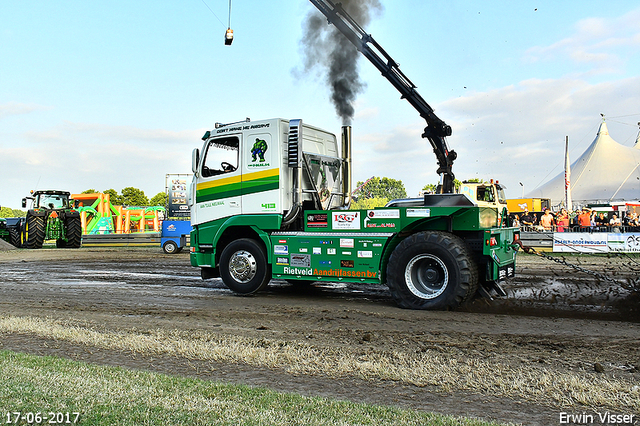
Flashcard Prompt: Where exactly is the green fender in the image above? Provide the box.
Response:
[210,214,282,264]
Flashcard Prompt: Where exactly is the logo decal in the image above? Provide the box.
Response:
[251,138,268,162]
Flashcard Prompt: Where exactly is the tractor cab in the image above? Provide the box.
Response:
[23,190,77,210]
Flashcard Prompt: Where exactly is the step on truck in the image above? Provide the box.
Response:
[188,0,519,310]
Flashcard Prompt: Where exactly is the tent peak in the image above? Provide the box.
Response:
[597,119,609,136]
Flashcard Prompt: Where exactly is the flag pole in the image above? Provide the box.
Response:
[564,136,572,211]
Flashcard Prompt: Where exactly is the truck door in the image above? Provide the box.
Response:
[193,135,242,224]
[241,131,280,215]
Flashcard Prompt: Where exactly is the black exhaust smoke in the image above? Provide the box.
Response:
[299,0,383,125]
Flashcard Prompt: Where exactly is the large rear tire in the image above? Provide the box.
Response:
[64,216,82,248]
[386,231,478,310]
[26,214,45,249]
[219,238,271,294]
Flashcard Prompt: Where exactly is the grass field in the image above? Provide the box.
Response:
[0,350,508,426]
[1,316,637,413]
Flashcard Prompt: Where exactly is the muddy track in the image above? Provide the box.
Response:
[0,248,638,425]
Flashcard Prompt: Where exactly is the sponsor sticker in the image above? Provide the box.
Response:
[291,254,311,267]
[274,245,288,255]
[367,209,400,219]
[340,260,354,268]
[332,211,360,230]
[313,247,321,255]
[357,250,373,258]
[327,248,336,255]
[276,256,289,266]
[339,238,354,248]
[406,208,431,217]
[307,213,328,228]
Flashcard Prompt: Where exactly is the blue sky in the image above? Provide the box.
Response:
[1,0,640,208]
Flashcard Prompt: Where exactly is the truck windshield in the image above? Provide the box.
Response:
[201,137,239,177]
[496,186,507,204]
[476,187,495,203]
[36,194,68,209]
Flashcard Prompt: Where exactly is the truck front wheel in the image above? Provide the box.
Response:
[386,231,478,310]
[219,238,271,294]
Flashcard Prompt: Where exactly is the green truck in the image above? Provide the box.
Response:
[188,0,519,310]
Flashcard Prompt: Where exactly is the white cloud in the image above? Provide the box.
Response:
[1,122,199,208]
[524,8,640,74]
[350,76,640,199]
[0,102,49,120]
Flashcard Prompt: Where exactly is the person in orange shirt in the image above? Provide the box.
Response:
[578,208,592,231]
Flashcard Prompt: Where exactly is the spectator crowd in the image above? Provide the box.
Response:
[512,207,640,233]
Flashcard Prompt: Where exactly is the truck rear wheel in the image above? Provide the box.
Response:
[26,214,45,249]
[219,238,271,294]
[386,231,478,310]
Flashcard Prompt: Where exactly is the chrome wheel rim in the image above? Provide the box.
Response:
[229,250,257,283]
[404,254,448,299]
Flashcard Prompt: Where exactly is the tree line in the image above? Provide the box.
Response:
[81,187,167,208]
[349,177,486,209]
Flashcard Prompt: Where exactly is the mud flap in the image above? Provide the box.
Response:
[478,280,507,300]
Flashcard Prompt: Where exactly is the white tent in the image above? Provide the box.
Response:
[527,120,640,205]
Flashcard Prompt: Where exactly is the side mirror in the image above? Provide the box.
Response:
[192,148,200,174]
[22,198,27,208]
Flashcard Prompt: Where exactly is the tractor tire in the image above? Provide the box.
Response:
[64,216,82,248]
[386,231,478,310]
[8,226,22,248]
[219,238,271,294]
[26,214,45,249]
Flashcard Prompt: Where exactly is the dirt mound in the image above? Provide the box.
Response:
[0,238,16,250]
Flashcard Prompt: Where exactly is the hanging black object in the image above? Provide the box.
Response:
[224,0,233,45]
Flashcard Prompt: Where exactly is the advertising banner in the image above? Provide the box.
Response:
[166,174,191,218]
[552,233,608,253]
[608,233,640,253]
[552,232,640,253]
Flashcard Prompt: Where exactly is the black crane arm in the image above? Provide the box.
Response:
[309,0,456,193]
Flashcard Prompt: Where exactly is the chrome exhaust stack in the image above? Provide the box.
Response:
[282,119,303,226]
[341,125,352,208]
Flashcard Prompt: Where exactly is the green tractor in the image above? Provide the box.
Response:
[0,216,22,247]
[12,190,83,249]
[0,217,11,245]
